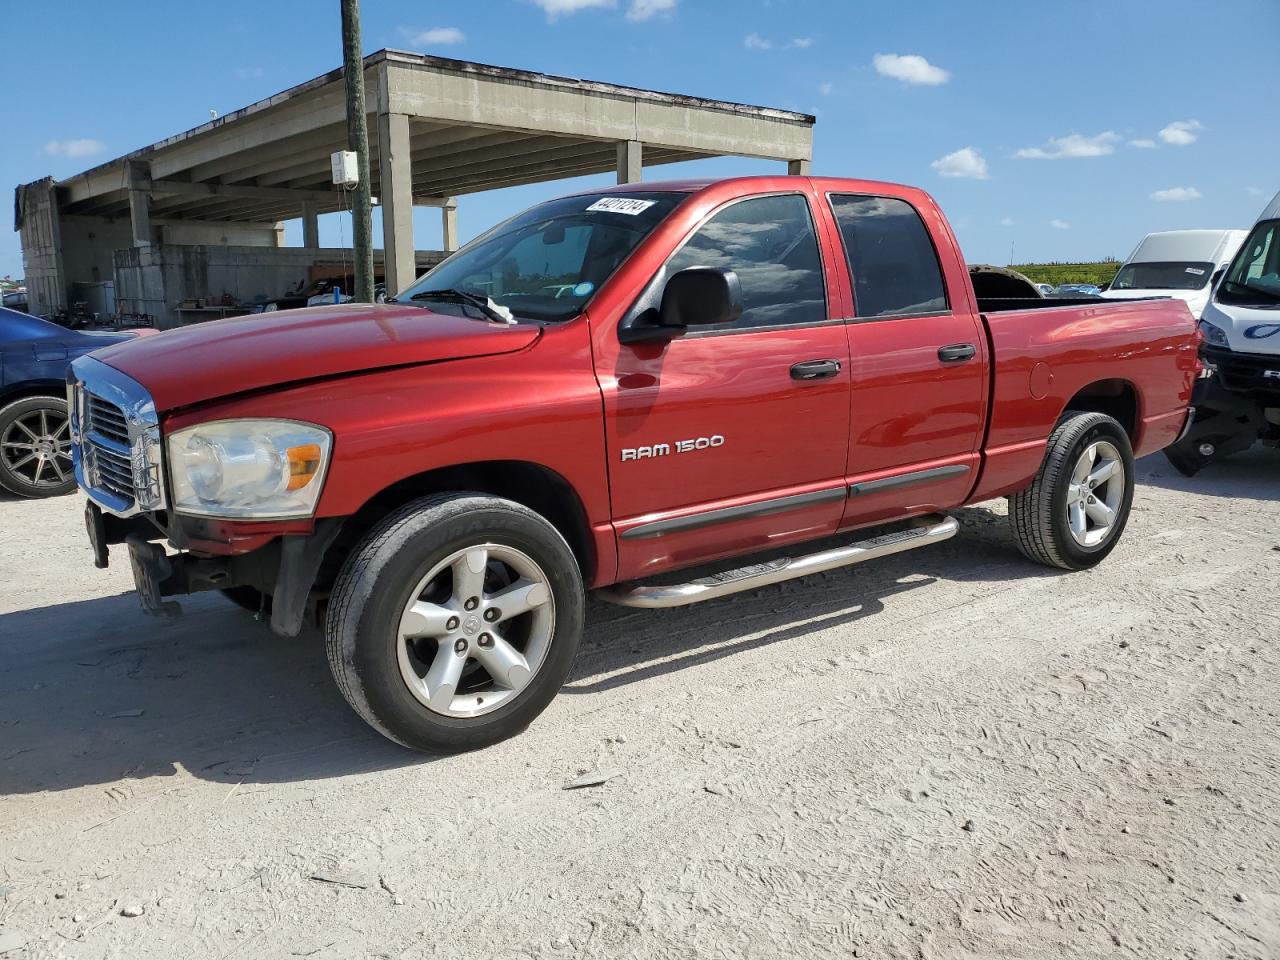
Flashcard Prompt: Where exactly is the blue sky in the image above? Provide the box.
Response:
[6,0,1278,280]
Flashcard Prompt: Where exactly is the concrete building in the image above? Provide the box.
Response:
[15,50,814,328]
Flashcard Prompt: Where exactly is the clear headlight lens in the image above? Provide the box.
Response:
[1198,319,1229,347]
[167,420,332,519]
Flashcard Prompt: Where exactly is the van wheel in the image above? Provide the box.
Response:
[325,493,584,752]
[1009,412,1135,571]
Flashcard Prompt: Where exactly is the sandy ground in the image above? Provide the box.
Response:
[1,449,1278,960]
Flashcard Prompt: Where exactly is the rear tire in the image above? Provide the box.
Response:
[325,493,584,753]
[0,396,76,498]
[1009,412,1135,571]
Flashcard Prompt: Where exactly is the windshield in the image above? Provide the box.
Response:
[1217,220,1280,307]
[1111,261,1215,291]
[397,191,688,323]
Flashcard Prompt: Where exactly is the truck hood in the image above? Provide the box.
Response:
[1202,297,1280,355]
[91,303,540,411]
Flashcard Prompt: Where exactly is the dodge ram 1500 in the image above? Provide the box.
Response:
[69,176,1200,751]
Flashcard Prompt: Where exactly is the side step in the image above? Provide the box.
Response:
[600,513,958,609]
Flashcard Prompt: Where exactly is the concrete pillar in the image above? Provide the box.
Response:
[127,161,152,247]
[377,112,416,295]
[301,201,320,248]
[617,140,642,184]
[788,159,811,176]
[441,200,458,252]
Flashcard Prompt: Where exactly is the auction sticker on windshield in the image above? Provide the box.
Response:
[586,197,657,216]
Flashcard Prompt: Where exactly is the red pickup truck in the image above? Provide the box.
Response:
[70,175,1198,752]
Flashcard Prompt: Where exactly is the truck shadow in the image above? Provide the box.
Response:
[1136,446,1278,501]
[0,505,1044,796]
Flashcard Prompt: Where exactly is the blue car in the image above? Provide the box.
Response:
[0,308,142,498]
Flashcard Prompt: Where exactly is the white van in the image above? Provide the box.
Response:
[1102,228,1247,319]
[1162,192,1280,474]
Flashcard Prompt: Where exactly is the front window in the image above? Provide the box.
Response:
[1111,261,1216,291]
[1217,220,1280,307]
[397,191,688,323]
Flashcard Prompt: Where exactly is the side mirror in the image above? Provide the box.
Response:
[619,267,743,344]
[1211,267,1226,287]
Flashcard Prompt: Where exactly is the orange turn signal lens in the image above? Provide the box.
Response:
[286,444,323,491]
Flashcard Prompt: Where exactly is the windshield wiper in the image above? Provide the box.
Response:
[1222,279,1280,304]
[402,288,516,324]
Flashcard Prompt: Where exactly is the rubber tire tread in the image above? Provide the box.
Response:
[325,492,583,752]
[1008,412,1133,571]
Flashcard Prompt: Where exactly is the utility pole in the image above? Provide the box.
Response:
[340,0,375,303]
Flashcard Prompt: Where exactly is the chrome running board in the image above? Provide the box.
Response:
[600,513,958,609]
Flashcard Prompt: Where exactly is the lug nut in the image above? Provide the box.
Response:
[478,633,493,648]
[483,608,500,622]
[446,616,460,631]
[464,597,479,611]
[454,638,468,654]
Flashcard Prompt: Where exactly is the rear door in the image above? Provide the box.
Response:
[822,191,987,527]
[597,190,852,581]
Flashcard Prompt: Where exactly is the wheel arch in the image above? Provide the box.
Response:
[1061,378,1139,441]
[0,381,69,407]
[328,460,598,586]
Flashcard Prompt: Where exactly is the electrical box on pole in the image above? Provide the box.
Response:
[331,151,359,187]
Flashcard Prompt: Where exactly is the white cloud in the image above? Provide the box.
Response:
[403,26,465,45]
[1014,131,1119,160]
[1150,186,1202,202]
[787,37,813,48]
[626,0,676,21]
[1050,219,1071,230]
[744,33,771,49]
[819,82,834,96]
[1128,138,1157,149]
[1000,217,1014,227]
[1159,119,1201,146]
[1246,186,1264,196]
[872,53,950,86]
[43,139,104,158]
[931,147,989,180]
[530,0,613,18]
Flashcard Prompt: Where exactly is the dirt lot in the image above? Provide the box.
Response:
[1,450,1278,960]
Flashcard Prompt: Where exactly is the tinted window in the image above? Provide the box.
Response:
[829,195,948,318]
[667,194,827,329]
[1218,220,1280,307]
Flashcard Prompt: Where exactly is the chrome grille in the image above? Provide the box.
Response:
[69,356,165,518]
[88,395,131,446]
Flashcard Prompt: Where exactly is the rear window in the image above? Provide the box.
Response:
[1111,261,1215,291]
[829,195,948,318]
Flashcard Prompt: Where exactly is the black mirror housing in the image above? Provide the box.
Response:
[659,267,743,328]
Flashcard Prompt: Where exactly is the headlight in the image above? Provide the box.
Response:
[1198,320,1229,347]
[167,420,332,519]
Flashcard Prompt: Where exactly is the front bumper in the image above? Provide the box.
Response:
[85,499,343,637]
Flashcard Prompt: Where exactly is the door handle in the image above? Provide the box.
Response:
[937,343,977,363]
[790,359,842,380]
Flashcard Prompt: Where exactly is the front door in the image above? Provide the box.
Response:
[597,192,852,582]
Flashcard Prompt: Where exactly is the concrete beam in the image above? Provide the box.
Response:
[617,140,642,184]
[788,159,811,176]
[301,201,320,247]
[378,112,416,295]
[150,178,341,206]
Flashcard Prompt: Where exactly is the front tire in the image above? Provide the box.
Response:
[0,396,76,498]
[1009,412,1135,571]
[325,493,584,752]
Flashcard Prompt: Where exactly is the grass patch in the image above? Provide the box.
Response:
[1013,261,1121,287]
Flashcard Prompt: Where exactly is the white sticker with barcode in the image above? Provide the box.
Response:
[586,197,656,216]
